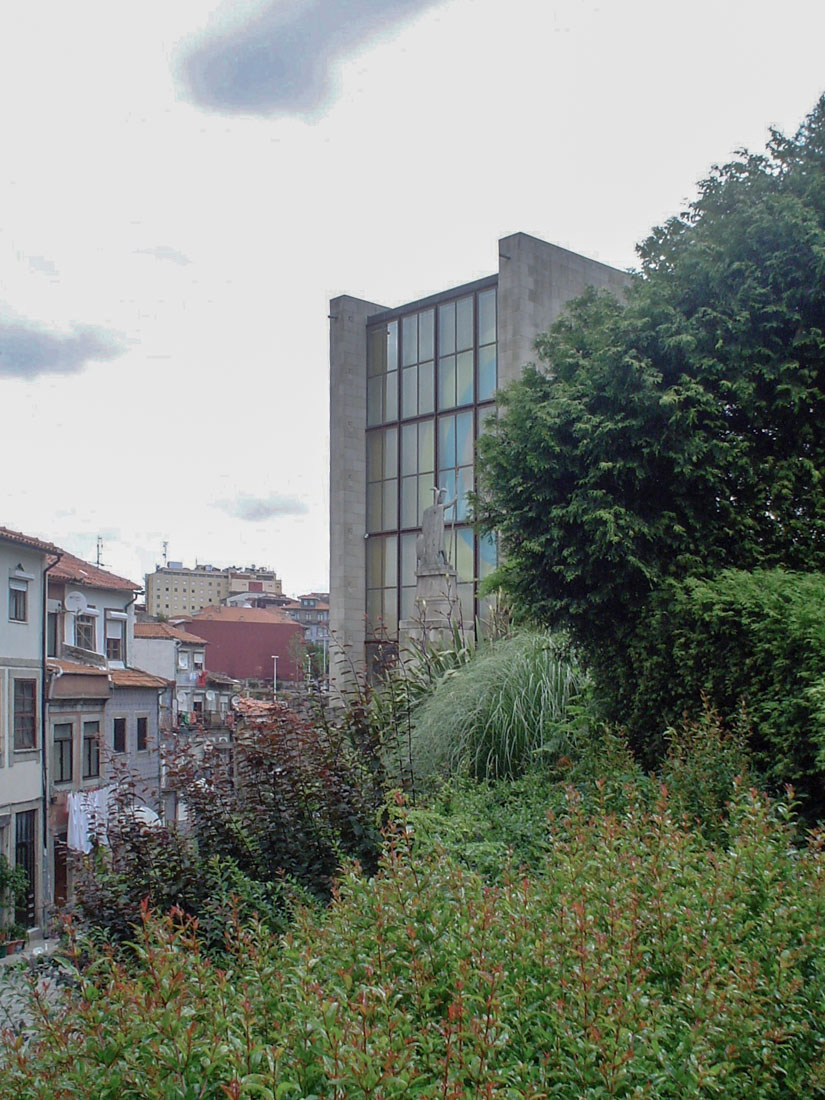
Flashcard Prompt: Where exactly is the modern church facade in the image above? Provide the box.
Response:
[329,232,630,682]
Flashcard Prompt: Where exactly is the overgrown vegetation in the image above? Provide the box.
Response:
[475,95,825,790]
[624,569,825,813]
[73,706,386,948]
[8,762,825,1097]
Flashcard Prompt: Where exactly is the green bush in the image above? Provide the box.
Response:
[621,569,825,813]
[410,631,590,782]
[72,706,386,947]
[407,728,647,878]
[9,781,825,1097]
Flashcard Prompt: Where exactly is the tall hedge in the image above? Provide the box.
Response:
[623,569,825,812]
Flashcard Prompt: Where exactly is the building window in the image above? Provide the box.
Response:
[178,651,190,670]
[9,581,27,622]
[47,611,58,657]
[83,721,100,778]
[366,427,398,533]
[53,723,73,784]
[193,651,204,671]
[105,617,125,662]
[136,716,148,753]
[75,614,96,652]
[13,680,37,750]
[365,285,497,642]
[14,810,36,929]
[366,320,399,427]
[113,717,126,754]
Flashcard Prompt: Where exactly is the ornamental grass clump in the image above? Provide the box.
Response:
[410,631,588,782]
[6,780,825,1097]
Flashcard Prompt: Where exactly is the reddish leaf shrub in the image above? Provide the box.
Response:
[72,708,386,947]
[7,780,825,1097]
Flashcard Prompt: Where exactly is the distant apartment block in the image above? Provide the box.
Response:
[145,562,283,618]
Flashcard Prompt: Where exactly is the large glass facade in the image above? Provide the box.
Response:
[365,281,498,641]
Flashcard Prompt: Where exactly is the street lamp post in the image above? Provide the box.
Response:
[271,655,278,700]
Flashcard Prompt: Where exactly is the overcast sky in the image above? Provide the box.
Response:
[1,0,824,596]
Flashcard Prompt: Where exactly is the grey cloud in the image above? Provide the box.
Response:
[216,493,308,521]
[0,320,124,380]
[136,246,191,265]
[177,0,440,117]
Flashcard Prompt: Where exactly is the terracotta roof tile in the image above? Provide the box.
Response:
[134,622,209,644]
[188,605,298,625]
[47,658,109,677]
[0,525,61,555]
[110,667,171,689]
[49,550,140,592]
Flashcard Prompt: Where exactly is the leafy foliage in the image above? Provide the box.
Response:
[625,569,825,813]
[73,707,387,946]
[409,631,590,782]
[475,96,825,693]
[9,778,825,1097]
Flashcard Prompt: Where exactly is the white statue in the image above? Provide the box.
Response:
[417,487,457,571]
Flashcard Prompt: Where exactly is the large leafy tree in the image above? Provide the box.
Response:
[476,96,825,678]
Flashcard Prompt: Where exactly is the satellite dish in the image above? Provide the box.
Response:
[64,592,88,614]
[231,695,241,707]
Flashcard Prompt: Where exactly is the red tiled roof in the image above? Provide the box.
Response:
[234,696,287,718]
[110,667,171,689]
[47,658,109,678]
[49,550,139,592]
[188,606,298,625]
[0,525,60,555]
[135,622,209,645]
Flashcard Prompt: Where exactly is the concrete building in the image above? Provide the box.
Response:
[44,551,166,907]
[0,527,60,932]
[329,232,630,680]
[145,563,283,618]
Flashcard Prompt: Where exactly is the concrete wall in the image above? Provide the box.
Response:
[131,637,175,682]
[0,543,44,664]
[329,294,387,692]
[0,540,48,929]
[497,232,631,386]
[107,686,163,809]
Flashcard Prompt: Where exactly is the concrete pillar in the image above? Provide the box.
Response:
[329,294,387,695]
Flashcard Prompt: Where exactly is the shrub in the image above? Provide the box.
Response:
[72,706,386,946]
[410,631,590,782]
[660,700,755,843]
[622,569,825,814]
[8,781,825,1097]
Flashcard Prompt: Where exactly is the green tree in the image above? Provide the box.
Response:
[476,96,825,719]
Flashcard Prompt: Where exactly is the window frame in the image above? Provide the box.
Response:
[82,720,101,779]
[13,679,37,751]
[8,583,27,623]
[112,716,126,755]
[53,722,73,784]
[75,613,97,652]
[136,715,148,753]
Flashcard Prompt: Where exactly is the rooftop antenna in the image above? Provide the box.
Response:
[162,541,168,567]
[96,535,106,569]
